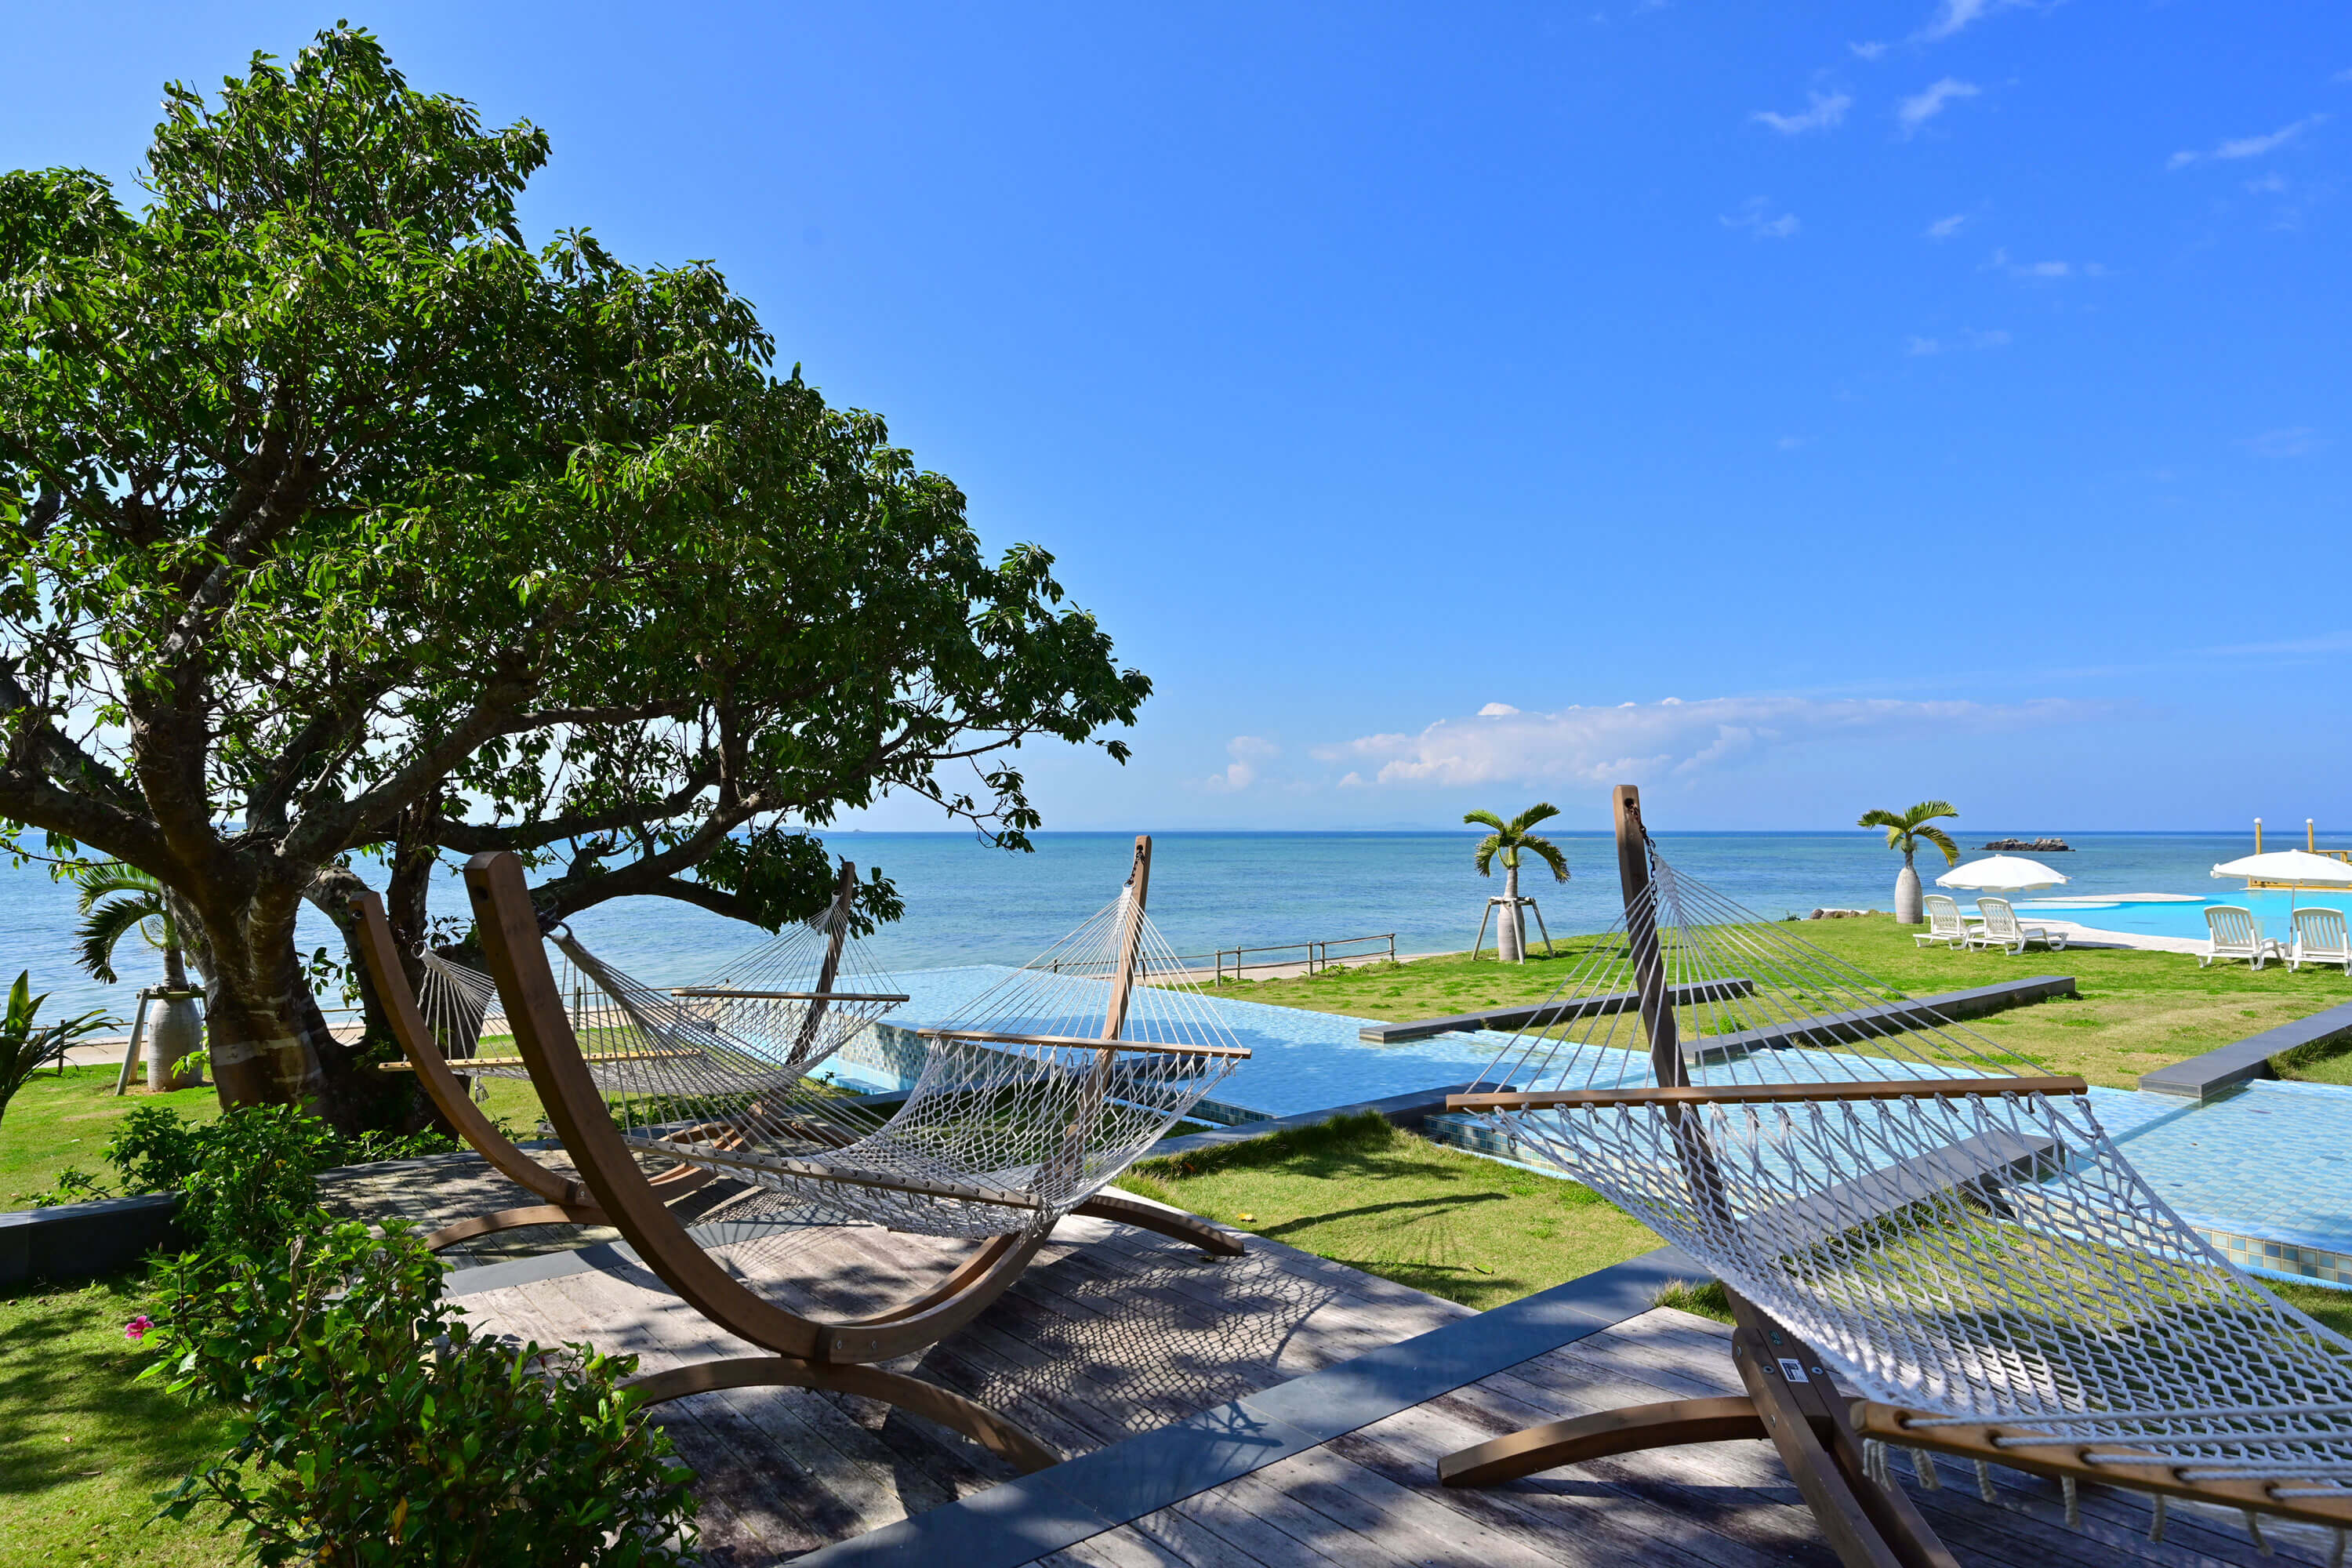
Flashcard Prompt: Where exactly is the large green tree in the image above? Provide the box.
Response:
[0,29,1148,1129]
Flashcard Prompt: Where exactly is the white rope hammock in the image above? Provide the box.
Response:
[1461,837,2352,1508]
[410,873,903,1107]
[417,866,1247,1243]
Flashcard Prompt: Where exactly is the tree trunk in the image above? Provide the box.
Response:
[192,894,325,1112]
[1895,851,1924,925]
[1501,862,1526,963]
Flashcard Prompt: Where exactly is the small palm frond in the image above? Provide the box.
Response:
[75,895,162,985]
[1520,834,1572,883]
[1462,810,1508,833]
[1856,808,1904,831]
[70,861,162,916]
[1472,833,1504,877]
[1510,802,1563,835]
[1914,825,1962,867]
[1907,800,1959,826]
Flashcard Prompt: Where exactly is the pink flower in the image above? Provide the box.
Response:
[124,1315,154,1342]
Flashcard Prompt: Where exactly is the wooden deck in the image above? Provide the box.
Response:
[1030,1305,2339,1568]
[330,1156,2340,1566]
[445,1204,1467,1563]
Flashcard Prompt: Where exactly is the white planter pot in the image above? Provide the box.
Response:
[146,993,205,1091]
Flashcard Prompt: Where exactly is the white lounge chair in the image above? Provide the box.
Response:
[2288,907,2351,974]
[1914,894,1975,949]
[2200,904,2281,969]
[1969,897,2067,955]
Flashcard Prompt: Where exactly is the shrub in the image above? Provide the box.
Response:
[80,1102,464,1245]
[150,1219,698,1565]
[103,1101,209,1193]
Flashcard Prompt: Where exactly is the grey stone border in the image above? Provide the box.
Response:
[789,1243,1700,1568]
[2140,998,2352,1100]
[0,1192,181,1289]
[1364,973,2079,1062]
[1138,1083,1497,1161]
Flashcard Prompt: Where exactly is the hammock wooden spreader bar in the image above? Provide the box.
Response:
[1852,1403,2352,1529]
[913,1026,1254,1059]
[376,1047,707,1073]
[671,989,909,1004]
[1446,1075,2090,1112]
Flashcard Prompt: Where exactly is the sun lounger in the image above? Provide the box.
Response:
[2200,904,2281,970]
[2288,907,2351,975]
[1968,896,2066,956]
[1913,894,1975,949]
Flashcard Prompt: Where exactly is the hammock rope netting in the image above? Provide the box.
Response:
[413,873,1245,1243]
[1461,836,2352,1513]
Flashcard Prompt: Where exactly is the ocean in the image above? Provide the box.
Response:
[0,829,2295,1020]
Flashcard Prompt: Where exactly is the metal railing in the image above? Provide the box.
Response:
[1212,933,1396,984]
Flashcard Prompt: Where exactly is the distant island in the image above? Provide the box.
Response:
[1980,837,2071,852]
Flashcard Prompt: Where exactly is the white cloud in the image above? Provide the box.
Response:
[1477,702,1521,717]
[2241,426,2328,459]
[2169,114,2328,169]
[1849,41,1889,62]
[1897,78,1980,136]
[1203,735,1279,792]
[1721,197,1800,239]
[1925,212,1969,240]
[1752,91,1853,136]
[1918,0,2027,42]
[1325,695,2104,789]
[1906,328,2010,355]
[1984,248,2103,281]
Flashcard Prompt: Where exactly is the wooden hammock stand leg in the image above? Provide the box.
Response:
[462,839,1235,1473]
[1436,786,1962,1568]
[350,889,721,1251]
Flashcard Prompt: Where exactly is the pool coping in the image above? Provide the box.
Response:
[2139,999,2352,1100]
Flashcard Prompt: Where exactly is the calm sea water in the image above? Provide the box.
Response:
[0,830,2299,1020]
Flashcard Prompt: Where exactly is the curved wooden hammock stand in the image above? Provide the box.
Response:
[1434,786,2352,1566]
[437,841,1238,1471]
[352,884,730,1250]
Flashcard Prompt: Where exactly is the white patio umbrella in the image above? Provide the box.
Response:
[2211,849,2352,913]
[1936,855,2071,893]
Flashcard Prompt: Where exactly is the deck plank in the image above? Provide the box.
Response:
[423,1156,2332,1568]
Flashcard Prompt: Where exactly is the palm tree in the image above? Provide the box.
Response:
[70,862,189,990]
[1466,804,1571,962]
[70,861,205,1089]
[1857,800,1960,925]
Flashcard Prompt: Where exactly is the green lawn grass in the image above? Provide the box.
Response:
[1118,1111,1660,1311]
[2,1067,226,1208]
[1225,917,2352,1091]
[0,1273,234,1566]
[1,1064,554,1207]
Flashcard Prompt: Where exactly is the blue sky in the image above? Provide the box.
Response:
[9,2,2349,835]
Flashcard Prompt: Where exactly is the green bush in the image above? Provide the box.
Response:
[150,1219,698,1565]
[76,1102,463,1246]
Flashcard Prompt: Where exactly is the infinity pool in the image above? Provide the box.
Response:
[2014,888,2345,942]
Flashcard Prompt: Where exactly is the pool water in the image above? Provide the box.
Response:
[2015,888,2349,942]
